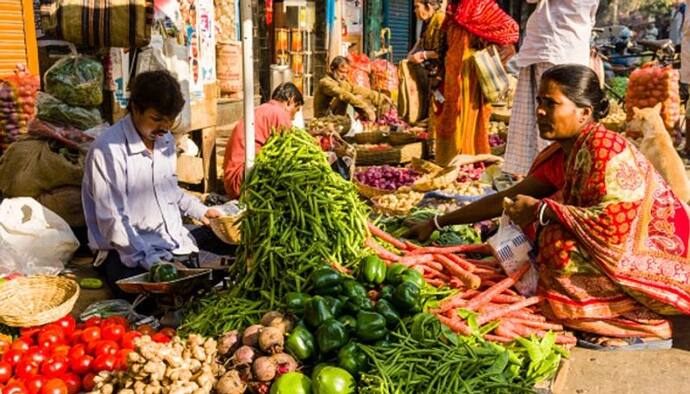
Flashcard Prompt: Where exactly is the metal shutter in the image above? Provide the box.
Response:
[0,0,39,75]
[386,0,411,63]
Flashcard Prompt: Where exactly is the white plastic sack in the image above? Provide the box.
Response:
[487,214,539,296]
[0,197,79,275]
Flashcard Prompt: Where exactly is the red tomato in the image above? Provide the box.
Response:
[40,356,68,377]
[93,341,118,358]
[10,339,31,354]
[3,381,27,394]
[59,374,79,394]
[37,331,63,351]
[158,327,176,338]
[119,331,141,350]
[136,324,155,336]
[151,333,171,344]
[54,317,75,336]
[19,328,40,341]
[24,377,44,394]
[0,361,11,383]
[40,379,66,394]
[80,328,100,344]
[115,349,131,370]
[49,346,69,358]
[22,347,46,366]
[101,324,125,342]
[67,331,81,347]
[14,361,38,379]
[3,350,24,367]
[66,345,84,363]
[68,355,92,375]
[81,374,95,392]
[92,355,116,373]
[83,318,101,328]
[102,316,128,329]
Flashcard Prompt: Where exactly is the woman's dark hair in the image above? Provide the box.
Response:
[330,56,351,71]
[271,82,304,106]
[540,64,610,120]
[128,70,185,118]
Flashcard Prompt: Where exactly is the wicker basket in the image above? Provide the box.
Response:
[210,214,243,245]
[413,166,459,192]
[354,181,395,199]
[0,276,79,327]
[388,132,418,146]
[347,131,388,145]
[410,157,442,175]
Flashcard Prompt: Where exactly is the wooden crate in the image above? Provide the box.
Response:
[356,142,423,166]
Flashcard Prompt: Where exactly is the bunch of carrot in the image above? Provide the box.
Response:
[366,222,576,346]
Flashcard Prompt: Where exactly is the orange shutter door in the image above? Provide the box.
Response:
[0,0,39,76]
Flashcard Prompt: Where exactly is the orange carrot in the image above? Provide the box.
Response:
[404,241,422,250]
[445,253,477,272]
[408,243,493,256]
[466,257,500,266]
[365,238,400,262]
[425,278,445,287]
[422,267,451,281]
[505,318,564,331]
[434,254,481,289]
[398,254,434,266]
[502,320,577,345]
[419,261,444,271]
[448,278,466,288]
[367,222,407,250]
[435,313,472,335]
[463,263,530,312]
[491,294,524,304]
[476,296,542,325]
[505,311,546,322]
[484,333,516,343]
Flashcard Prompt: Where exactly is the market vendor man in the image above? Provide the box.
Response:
[82,70,232,300]
[407,64,690,348]
[223,83,304,199]
[313,56,392,121]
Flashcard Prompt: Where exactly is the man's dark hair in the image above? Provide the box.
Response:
[541,64,610,121]
[128,70,185,118]
[330,56,350,71]
[271,82,304,106]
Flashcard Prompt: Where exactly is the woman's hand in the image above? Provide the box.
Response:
[409,51,426,64]
[503,195,540,227]
[201,208,222,226]
[404,219,435,242]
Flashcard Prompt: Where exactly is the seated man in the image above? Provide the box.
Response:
[223,83,304,199]
[313,56,391,121]
[82,70,230,300]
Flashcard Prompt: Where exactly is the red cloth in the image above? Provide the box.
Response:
[223,100,291,198]
[447,0,519,46]
[530,145,565,191]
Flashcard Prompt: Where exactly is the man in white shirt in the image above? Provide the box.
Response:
[503,0,599,176]
[669,2,685,47]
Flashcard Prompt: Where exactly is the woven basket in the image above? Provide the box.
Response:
[0,276,79,327]
[388,132,417,146]
[210,214,243,245]
[410,157,442,175]
[491,143,506,156]
[413,166,459,192]
[354,181,396,199]
[348,131,387,145]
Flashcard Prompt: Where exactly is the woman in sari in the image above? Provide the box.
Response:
[433,0,518,166]
[408,64,690,346]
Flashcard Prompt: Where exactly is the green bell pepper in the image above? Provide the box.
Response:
[342,280,368,300]
[379,285,394,301]
[149,262,178,282]
[385,263,408,286]
[285,324,316,360]
[401,269,425,289]
[391,282,420,313]
[374,299,401,328]
[355,311,387,342]
[360,255,386,284]
[324,296,344,317]
[338,315,357,334]
[285,292,310,313]
[311,267,343,295]
[316,319,349,353]
[304,296,334,328]
[338,342,369,375]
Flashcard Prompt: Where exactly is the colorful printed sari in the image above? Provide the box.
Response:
[536,123,690,339]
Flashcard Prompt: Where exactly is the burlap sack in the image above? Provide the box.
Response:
[35,186,85,227]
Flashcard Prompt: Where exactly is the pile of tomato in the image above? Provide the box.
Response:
[0,315,175,394]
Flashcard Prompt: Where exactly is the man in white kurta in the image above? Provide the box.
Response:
[502,0,599,176]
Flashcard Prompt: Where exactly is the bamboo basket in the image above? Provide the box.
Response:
[388,132,418,146]
[348,131,387,145]
[410,157,442,175]
[413,166,459,192]
[354,181,395,199]
[0,276,79,327]
[209,214,243,245]
[356,142,424,166]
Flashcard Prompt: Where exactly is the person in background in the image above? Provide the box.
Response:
[408,64,690,347]
[639,17,659,41]
[313,56,391,121]
[503,0,599,176]
[82,70,230,301]
[433,0,518,166]
[670,1,686,48]
[223,83,304,199]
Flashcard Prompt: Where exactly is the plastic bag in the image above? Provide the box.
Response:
[0,197,79,275]
[486,214,539,296]
[44,55,104,108]
[28,119,94,151]
[80,299,159,328]
[36,92,103,130]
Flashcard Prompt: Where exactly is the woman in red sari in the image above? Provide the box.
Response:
[408,64,690,346]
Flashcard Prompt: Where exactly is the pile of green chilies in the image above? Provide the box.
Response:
[233,128,369,303]
[177,291,270,337]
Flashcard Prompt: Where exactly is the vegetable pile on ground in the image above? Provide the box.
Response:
[89,334,219,394]
[213,311,299,394]
[0,314,177,393]
[365,225,576,345]
[0,67,40,152]
[354,166,420,191]
[232,128,369,303]
[625,63,680,132]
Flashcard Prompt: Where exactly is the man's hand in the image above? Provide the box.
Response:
[404,219,436,242]
[201,208,222,226]
[503,195,540,227]
[364,106,377,121]
[409,51,425,64]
